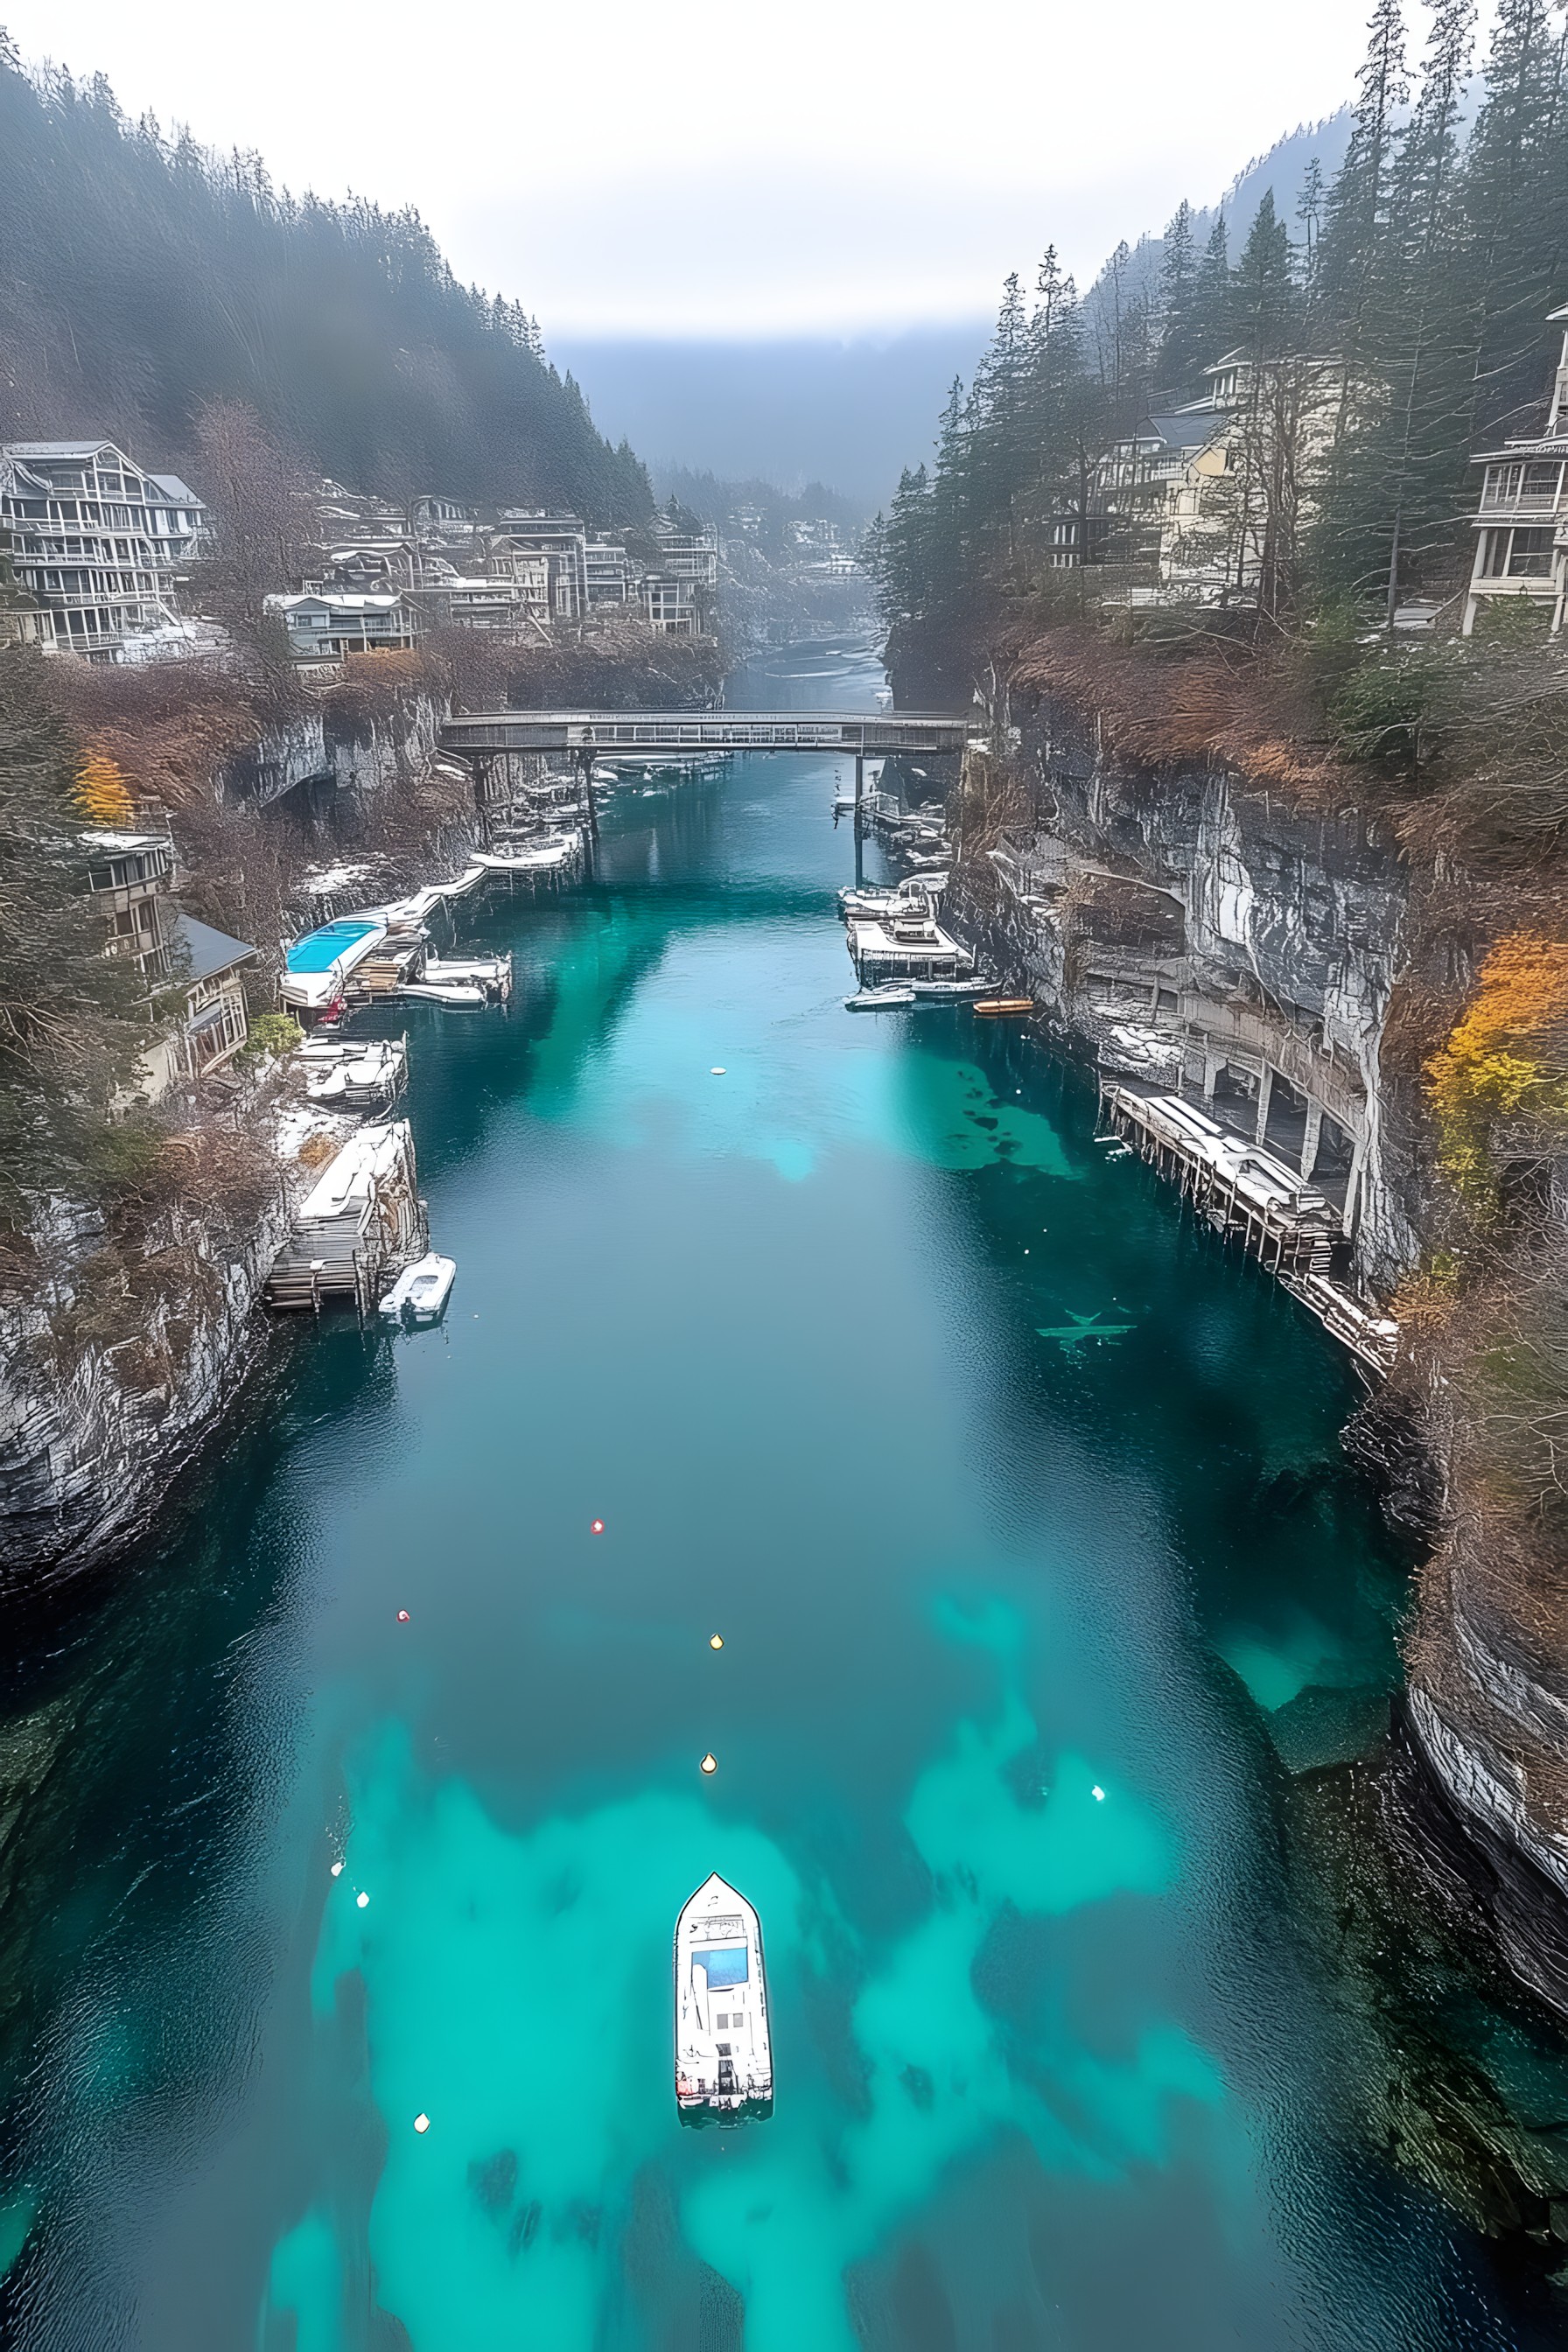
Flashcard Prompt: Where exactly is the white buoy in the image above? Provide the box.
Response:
[709,1634,724,1650]
[330,1861,344,1878]
[710,1067,726,1076]
[357,1891,370,1908]
[701,1754,718,1775]
[414,2113,430,2134]
[1092,1786,1106,1802]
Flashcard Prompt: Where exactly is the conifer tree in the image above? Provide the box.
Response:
[1164,214,1233,396]
[1460,0,1568,437]
[1158,200,1197,380]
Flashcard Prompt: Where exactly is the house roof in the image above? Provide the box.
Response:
[176,913,256,981]
[80,829,170,856]
[273,591,409,613]
[150,472,200,503]
[4,438,125,459]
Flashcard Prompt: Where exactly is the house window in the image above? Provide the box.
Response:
[1506,526,1555,578]
[1523,461,1564,501]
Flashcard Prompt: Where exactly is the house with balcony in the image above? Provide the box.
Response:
[268,589,422,660]
[1462,305,1568,635]
[81,830,256,1096]
[494,513,590,619]
[585,538,636,607]
[0,439,208,661]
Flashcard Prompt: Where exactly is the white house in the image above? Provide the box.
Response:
[269,589,421,660]
[0,439,208,660]
[1462,304,1568,635]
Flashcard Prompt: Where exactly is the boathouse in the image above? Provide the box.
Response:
[265,1120,425,1312]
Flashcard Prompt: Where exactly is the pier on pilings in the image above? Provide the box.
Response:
[1098,1078,1398,1374]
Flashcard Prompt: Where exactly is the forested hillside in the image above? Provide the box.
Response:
[0,34,651,523]
[871,0,1568,648]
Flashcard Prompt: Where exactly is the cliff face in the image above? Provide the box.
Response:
[962,686,1568,2021]
[0,1186,290,1586]
[970,691,1421,1290]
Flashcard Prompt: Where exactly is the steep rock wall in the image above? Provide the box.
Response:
[969,692,1421,1288]
[0,1186,291,1586]
[956,685,1568,2022]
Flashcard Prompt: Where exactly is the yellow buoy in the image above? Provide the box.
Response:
[700,1754,718,1775]
[709,1634,724,1650]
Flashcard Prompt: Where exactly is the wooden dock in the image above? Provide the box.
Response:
[1099,1082,1397,1372]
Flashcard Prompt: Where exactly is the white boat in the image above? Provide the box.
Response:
[379,1251,457,1326]
[910,976,995,1000]
[398,980,486,1007]
[674,1873,773,2122]
[839,875,947,922]
[845,984,916,1011]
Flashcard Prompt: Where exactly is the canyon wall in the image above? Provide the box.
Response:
[961,686,1568,2020]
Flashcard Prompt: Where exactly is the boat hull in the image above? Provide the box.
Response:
[674,1873,773,2124]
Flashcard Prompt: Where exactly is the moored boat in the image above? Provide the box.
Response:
[674,1873,773,2122]
[973,997,1035,1017]
[845,984,916,1011]
[910,976,995,1000]
[379,1251,457,1325]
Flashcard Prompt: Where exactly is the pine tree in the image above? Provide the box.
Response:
[1296,160,1326,312]
[1460,0,1568,438]
[1162,214,1233,396]
[1312,0,1483,610]
[1232,192,1298,365]
[1317,0,1410,365]
[1158,200,1197,380]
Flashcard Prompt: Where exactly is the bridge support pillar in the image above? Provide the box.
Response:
[853,754,864,888]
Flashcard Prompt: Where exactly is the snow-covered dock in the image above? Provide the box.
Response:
[1100,1082,1397,1370]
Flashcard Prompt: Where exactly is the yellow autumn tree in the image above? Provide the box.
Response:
[1426,931,1568,1208]
[74,752,135,828]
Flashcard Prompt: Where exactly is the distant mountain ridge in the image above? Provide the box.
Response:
[562,112,1358,514]
[1081,111,1354,368]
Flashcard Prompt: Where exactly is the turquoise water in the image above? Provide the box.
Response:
[0,645,1550,2347]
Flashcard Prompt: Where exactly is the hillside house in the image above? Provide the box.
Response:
[270,589,421,659]
[0,439,207,660]
[81,831,256,1096]
[1462,304,1568,635]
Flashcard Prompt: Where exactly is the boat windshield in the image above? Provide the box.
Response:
[693,1944,748,1987]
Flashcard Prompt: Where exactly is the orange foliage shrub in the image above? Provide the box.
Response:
[1425,931,1568,1205]
[74,752,134,827]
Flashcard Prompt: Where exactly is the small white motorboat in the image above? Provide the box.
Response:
[910,976,995,1000]
[845,984,916,1011]
[379,1252,457,1326]
[397,980,486,1007]
[675,1873,773,2122]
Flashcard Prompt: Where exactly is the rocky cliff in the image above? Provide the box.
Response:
[954,682,1568,2027]
[0,1166,290,1586]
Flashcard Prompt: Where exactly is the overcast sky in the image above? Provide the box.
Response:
[5,0,1394,340]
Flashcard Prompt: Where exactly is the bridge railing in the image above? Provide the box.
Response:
[438,710,971,758]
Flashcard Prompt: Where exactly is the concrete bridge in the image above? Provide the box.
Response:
[438,710,970,761]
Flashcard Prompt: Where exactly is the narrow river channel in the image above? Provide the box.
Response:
[0,645,1559,2349]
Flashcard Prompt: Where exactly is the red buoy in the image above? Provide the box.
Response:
[396,1610,410,1624]
[591,1519,605,1535]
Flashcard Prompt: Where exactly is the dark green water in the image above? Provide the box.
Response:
[0,645,1558,2348]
